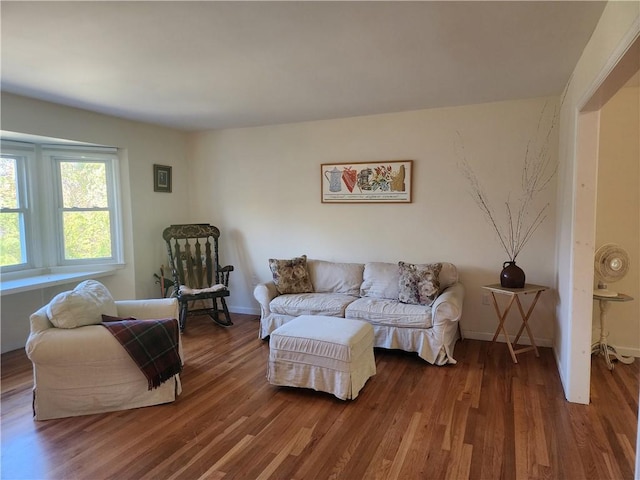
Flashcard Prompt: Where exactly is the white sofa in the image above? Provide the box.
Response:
[254,258,464,365]
[26,280,183,420]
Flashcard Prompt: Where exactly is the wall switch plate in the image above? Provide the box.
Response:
[482,293,490,306]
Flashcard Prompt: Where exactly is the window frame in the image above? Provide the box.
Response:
[0,140,124,281]
[0,143,34,272]
[47,148,122,266]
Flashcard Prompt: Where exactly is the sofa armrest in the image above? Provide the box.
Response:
[253,282,279,319]
[28,299,179,335]
[29,306,53,335]
[27,298,183,364]
[432,282,464,326]
[116,298,179,320]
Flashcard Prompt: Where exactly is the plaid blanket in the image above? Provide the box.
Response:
[101,318,182,390]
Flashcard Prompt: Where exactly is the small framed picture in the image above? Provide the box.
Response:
[153,164,172,193]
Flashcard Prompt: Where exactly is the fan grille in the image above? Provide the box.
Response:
[594,243,629,283]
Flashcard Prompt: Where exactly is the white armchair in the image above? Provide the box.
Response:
[26,282,182,421]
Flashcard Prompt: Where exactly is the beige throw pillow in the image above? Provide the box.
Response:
[360,262,400,299]
[306,260,364,296]
[46,279,118,328]
[268,255,314,295]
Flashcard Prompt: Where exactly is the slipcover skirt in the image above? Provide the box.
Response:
[267,315,376,400]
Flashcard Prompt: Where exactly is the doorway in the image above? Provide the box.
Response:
[575,33,639,476]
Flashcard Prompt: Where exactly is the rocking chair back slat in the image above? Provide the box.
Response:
[205,240,214,287]
[173,241,186,286]
[194,240,204,289]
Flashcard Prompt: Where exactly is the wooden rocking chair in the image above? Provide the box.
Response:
[162,224,234,331]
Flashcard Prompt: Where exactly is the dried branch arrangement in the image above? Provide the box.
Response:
[456,102,559,262]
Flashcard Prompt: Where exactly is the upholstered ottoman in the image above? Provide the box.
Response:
[267,315,376,400]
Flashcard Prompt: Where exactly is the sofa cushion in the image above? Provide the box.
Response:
[438,263,459,289]
[270,293,358,318]
[46,280,118,329]
[345,297,433,329]
[398,262,443,306]
[307,260,364,296]
[360,262,400,300]
[269,255,314,295]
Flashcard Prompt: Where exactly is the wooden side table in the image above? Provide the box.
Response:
[482,283,548,363]
[591,292,634,371]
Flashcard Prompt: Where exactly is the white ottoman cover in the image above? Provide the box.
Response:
[268,315,376,400]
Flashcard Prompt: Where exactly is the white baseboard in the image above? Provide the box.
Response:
[461,330,553,348]
[228,305,261,316]
[216,318,639,359]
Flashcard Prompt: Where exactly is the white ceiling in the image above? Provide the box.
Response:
[1,1,607,132]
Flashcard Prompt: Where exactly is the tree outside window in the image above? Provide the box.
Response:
[58,160,113,260]
[0,155,27,267]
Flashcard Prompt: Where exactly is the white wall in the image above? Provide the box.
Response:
[0,93,190,352]
[187,97,559,345]
[594,85,640,357]
[555,1,640,404]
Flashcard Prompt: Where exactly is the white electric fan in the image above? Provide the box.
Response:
[593,243,630,297]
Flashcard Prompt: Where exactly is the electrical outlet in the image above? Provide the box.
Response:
[482,293,490,306]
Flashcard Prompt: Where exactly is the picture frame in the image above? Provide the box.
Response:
[153,164,172,193]
[321,160,412,203]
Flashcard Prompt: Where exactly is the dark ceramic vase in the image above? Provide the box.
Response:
[500,261,525,288]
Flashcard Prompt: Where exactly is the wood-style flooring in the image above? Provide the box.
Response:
[1,313,638,480]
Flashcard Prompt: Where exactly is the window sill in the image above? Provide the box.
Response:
[0,266,123,296]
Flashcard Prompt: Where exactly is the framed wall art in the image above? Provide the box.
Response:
[153,164,172,193]
[321,160,412,203]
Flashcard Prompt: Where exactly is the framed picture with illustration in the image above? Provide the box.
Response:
[321,160,412,203]
[153,164,172,193]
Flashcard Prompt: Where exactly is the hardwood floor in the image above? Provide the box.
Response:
[1,313,638,480]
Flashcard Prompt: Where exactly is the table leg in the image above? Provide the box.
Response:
[591,299,635,371]
[490,292,518,363]
[512,291,542,357]
[610,350,635,364]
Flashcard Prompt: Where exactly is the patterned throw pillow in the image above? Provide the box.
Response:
[398,261,443,306]
[269,255,314,295]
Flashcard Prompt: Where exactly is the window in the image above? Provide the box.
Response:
[0,140,123,278]
[49,150,120,264]
[0,146,31,271]
[57,159,113,261]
